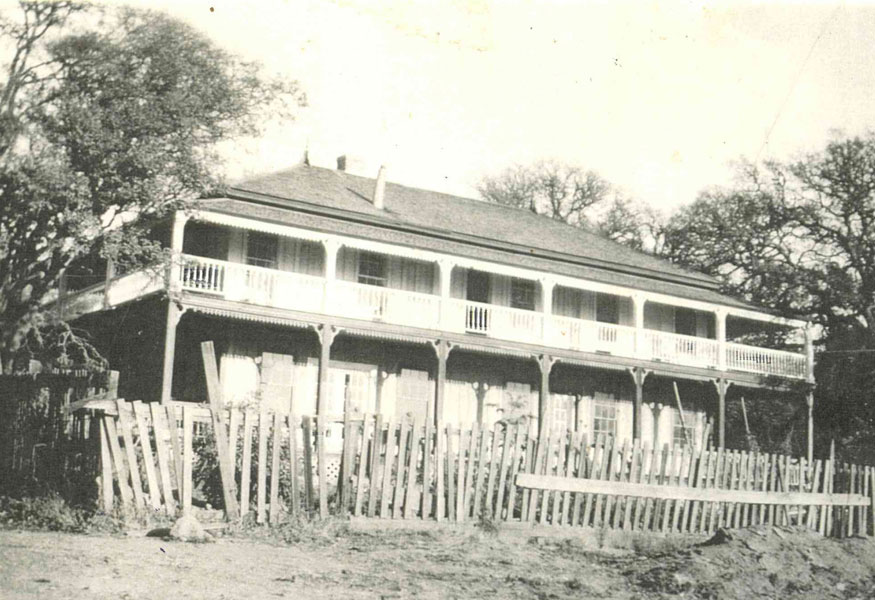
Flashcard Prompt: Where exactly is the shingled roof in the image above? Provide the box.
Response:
[227,164,717,290]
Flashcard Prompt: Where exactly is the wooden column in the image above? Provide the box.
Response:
[438,259,455,330]
[630,367,646,441]
[540,277,555,344]
[316,324,337,418]
[160,301,181,405]
[433,340,450,424]
[315,323,337,518]
[160,210,188,405]
[632,294,646,357]
[103,258,116,309]
[537,354,554,439]
[714,378,728,449]
[715,309,727,370]
[806,391,814,464]
[321,240,340,313]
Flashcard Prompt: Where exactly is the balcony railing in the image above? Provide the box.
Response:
[177,254,807,380]
[726,342,807,379]
[547,315,636,357]
[642,329,720,369]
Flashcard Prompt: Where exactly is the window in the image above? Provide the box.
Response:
[246,232,278,269]
[673,410,695,448]
[358,252,387,286]
[593,400,617,439]
[510,278,536,311]
[596,293,619,324]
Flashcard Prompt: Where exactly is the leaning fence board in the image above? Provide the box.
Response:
[288,413,300,517]
[404,420,422,519]
[571,433,590,527]
[354,415,371,517]
[367,414,384,519]
[240,410,254,518]
[380,419,397,519]
[103,415,133,505]
[445,425,456,522]
[455,426,470,522]
[473,427,490,520]
[164,405,184,494]
[502,424,523,522]
[201,341,240,520]
[269,412,282,524]
[149,403,175,514]
[115,400,145,507]
[131,401,161,510]
[256,409,268,524]
[435,421,445,522]
[317,416,328,518]
[393,417,410,519]
[463,423,479,520]
[484,425,503,519]
[182,406,193,514]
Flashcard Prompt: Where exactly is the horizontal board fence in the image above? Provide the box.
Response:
[86,399,875,539]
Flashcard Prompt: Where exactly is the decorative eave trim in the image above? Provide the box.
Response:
[185,303,314,331]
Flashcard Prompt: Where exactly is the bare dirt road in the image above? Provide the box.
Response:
[1,523,873,599]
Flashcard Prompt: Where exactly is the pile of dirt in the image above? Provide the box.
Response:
[624,526,875,599]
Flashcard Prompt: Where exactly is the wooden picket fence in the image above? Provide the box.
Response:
[92,398,343,522]
[90,398,874,539]
[334,415,874,537]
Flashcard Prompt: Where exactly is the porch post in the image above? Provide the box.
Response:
[630,367,646,441]
[806,391,814,464]
[714,378,728,449]
[715,309,727,370]
[540,277,555,345]
[160,300,181,405]
[804,326,815,463]
[160,211,188,405]
[103,258,116,309]
[433,339,450,424]
[316,324,337,418]
[632,294,646,357]
[538,354,554,439]
[438,259,454,330]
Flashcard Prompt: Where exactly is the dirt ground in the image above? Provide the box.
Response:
[2,521,874,599]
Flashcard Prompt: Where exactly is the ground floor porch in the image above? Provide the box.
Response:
[75,296,813,459]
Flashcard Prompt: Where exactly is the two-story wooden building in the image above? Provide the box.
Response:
[63,157,815,456]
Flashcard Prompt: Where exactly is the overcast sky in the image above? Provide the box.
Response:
[120,1,875,211]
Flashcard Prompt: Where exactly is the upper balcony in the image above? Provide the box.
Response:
[164,214,811,381]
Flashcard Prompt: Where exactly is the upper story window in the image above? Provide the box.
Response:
[596,293,619,324]
[358,252,387,287]
[510,278,536,311]
[246,232,278,269]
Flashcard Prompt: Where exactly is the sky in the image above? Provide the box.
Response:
[87,1,875,211]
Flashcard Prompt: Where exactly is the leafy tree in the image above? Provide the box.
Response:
[0,3,305,373]
[663,134,875,460]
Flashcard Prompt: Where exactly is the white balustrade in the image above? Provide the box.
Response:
[452,299,544,344]
[180,255,325,313]
[331,280,441,329]
[642,330,720,368]
[177,253,808,380]
[726,342,807,379]
[549,315,637,356]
